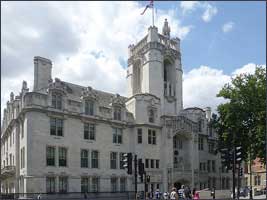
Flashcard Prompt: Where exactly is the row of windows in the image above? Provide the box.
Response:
[2,131,15,154]
[145,159,160,169]
[52,93,123,121]
[50,119,157,146]
[46,176,126,193]
[199,160,216,172]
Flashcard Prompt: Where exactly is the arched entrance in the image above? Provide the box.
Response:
[173,179,190,190]
[174,182,182,190]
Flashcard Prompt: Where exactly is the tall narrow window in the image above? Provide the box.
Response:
[52,92,62,110]
[84,123,95,140]
[198,120,202,132]
[137,129,142,144]
[120,177,126,192]
[110,152,117,169]
[85,100,94,115]
[152,130,156,145]
[207,160,211,172]
[145,159,149,168]
[113,106,121,120]
[150,160,154,168]
[81,177,89,193]
[92,177,99,192]
[59,147,67,167]
[156,160,159,168]
[212,160,216,172]
[46,177,56,193]
[20,147,25,169]
[50,118,63,136]
[81,149,89,168]
[113,128,123,144]
[111,177,118,192]
[148,109,155,123]
[91,151,99,168]
[47,146,55,166]
[148,130,152,144]
[59,177,68,193]
[198,137,204,150]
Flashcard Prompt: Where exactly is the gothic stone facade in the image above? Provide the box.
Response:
[1,20,232,194]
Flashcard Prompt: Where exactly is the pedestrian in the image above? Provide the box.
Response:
[170,187,178,200]
[192,188,199,200]
[37,194,41,200]
[178,185,185,200]
[184,186,191,200]
[163,192,169,200]
[155,189,160,199]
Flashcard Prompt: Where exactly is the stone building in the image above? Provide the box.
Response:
[244,157,266,195]
[1,20,231,194]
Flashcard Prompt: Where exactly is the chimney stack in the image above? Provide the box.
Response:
[33,56,52,92]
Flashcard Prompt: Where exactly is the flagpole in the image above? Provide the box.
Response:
[152,2,154,27]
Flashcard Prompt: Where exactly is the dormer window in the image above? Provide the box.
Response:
[52,92,62,110]
[148,109,155,123]
[85,100,94,115]
[113,106,121,121]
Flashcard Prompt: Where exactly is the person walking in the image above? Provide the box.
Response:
[184,186,191,200]
[170,187,178,200]
[192,188,200,200]
[178,185,185,200]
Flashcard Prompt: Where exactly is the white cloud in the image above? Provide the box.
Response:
[180,1,218,22]
[1,1,193,119]
[183,63,265,113]
[180,1,200,14]
[202,3,218,22]
[222,21,235,33]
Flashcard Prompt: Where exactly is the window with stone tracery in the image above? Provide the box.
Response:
[85,99,94,115]
[148,109,155,123]
[113,106,121,121]
[52,92,62,110]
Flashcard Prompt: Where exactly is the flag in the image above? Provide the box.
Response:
[140,0,153,15]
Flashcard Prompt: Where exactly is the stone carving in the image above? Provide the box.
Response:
[48,78,72,94]
[111,94,125,106]
[10,92,14,101]
[162,19,171,38]
[81,86,98,100]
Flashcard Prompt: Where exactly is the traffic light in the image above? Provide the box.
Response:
[146,175,150,183]
[123,153,133,174]
[239,167,243,176]
[220,148,232,170]
[138,159,145,182]
[235,146,242,163]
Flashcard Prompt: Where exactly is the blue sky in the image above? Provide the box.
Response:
[1,1,266,118]
[141,1,266,74]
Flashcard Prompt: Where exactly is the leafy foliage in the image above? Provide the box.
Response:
[213,67,266,163]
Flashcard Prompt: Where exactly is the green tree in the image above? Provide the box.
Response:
[214,67,266,163]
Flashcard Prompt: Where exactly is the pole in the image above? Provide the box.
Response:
[233,146,236,200]
[135,155,137,200]
[144,172,147,199]
[249,136,253,200]
[265,59,267,200]
[152,2,154,27]
[237,163,240,200]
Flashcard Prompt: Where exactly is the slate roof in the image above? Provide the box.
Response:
[62,81,128,108]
